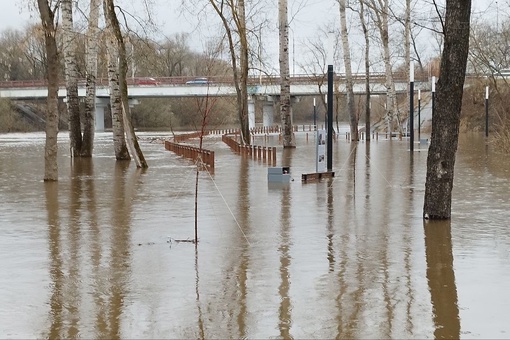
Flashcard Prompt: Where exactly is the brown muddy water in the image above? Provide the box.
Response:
[0,130,509,339]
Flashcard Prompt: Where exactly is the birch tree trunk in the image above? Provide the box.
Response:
[82,0,100,157]
[368,0,400,135]
[359,0,371,141]
[423,0,471,219]
[37,0,59,181]
[103,0,130,161]
[62,0,82,156]
[404,0,411,131]
[208,0,250,145]
[279,0,295,148]
[104,0,147,168]
[338,0,358,141]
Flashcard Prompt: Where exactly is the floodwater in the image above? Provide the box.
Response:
[1,130,509,339]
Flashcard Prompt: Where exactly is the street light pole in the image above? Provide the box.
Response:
[418,88,421,141]
[485,85,489,137]
[409,61,414,152]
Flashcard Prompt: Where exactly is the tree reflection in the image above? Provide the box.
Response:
[423,220,460,339]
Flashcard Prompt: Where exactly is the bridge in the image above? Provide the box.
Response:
[0,74,425,131]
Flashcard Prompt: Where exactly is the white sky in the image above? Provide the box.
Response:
[0,0,503,74]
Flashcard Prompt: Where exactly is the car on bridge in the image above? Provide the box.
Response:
[134,77,160,85]
[185,77,210,85]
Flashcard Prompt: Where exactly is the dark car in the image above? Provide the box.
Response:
[185,77,210,84]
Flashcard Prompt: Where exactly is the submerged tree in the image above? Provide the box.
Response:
[81,0,100,157]
[104,0,147,168]
[279,0,295,148]
[37,0,59,181]
[423,0,472,219]
[338,0,358,141]
[62,0,82,157]
[208,0,251,145]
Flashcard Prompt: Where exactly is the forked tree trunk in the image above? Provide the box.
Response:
[37,0,59,181]
[423,0,471,219]
[279,0,295,148]
[338,0,358,141]
[209,0,250,145]
[103,6,130,161]
[62,0,82,156]
[104,0,147,168]
[82,0,100,157]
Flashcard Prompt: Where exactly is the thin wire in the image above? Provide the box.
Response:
[327,142,358,189]
[203,165,251,246]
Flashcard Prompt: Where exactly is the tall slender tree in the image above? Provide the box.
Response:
[62,0,83,157]
[37,0,60,181]
[338,0,358,141]
[81,0,100,157]
[104,0,147,168]
[423,0,472,219]
[279,0,295,148]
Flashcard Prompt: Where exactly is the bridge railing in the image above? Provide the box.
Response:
[0,72,432,89]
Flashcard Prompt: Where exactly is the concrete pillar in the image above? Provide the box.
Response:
[95,98,109,132]
[262,101,274,127]
[248,99,256,129]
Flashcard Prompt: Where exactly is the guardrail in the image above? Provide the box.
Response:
[222,134,277,165]
[164,140,214,168]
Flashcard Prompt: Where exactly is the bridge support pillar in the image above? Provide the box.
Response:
[248,98,256,130]
[95,98,109,132]
[262,99,274,127]
[95,98,140,132]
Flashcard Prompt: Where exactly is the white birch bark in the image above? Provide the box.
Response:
[279,0,295,147]
[338,0,358,141]
[103,1,130,160]
[82,0,100,157]
[62,0,82,156]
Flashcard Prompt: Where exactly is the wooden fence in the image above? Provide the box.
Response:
[222,134,276,165]
[164,140,215,168]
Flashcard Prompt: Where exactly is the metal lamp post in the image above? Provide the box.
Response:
[418,88,421,141]
[409,61,414,152]
[485,86,489,137]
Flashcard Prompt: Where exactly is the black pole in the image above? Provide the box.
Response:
[485,86,489,138]
[313,98,317,130]
[418,90,421,142]
[410,81,414,152]
[327,65,333,172]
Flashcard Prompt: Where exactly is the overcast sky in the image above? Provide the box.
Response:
[0,1,503,74]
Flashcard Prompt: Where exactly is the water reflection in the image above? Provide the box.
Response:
[423,220,460,339]
[45,181,62,339]
[1,132,509,338]
[278,147,293,338]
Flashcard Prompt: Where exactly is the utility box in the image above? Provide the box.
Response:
[268,166,291,183]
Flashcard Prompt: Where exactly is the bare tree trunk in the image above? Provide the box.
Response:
[368,0,400,135]
[104,0,147,168]
[62,0,82,156]
[359,0,371,141]
[423,0,471,219]
[338,0,358,141]
[103,2,130,160]
[37,0,59,181]
[82,0,100,157]
[404,0,411,131]
[209,0,250,145]
[279,0,295,148]
[238,0,251,146]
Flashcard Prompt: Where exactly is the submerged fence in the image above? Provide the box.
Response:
[164,139,214,168]
[222,134,276,165]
